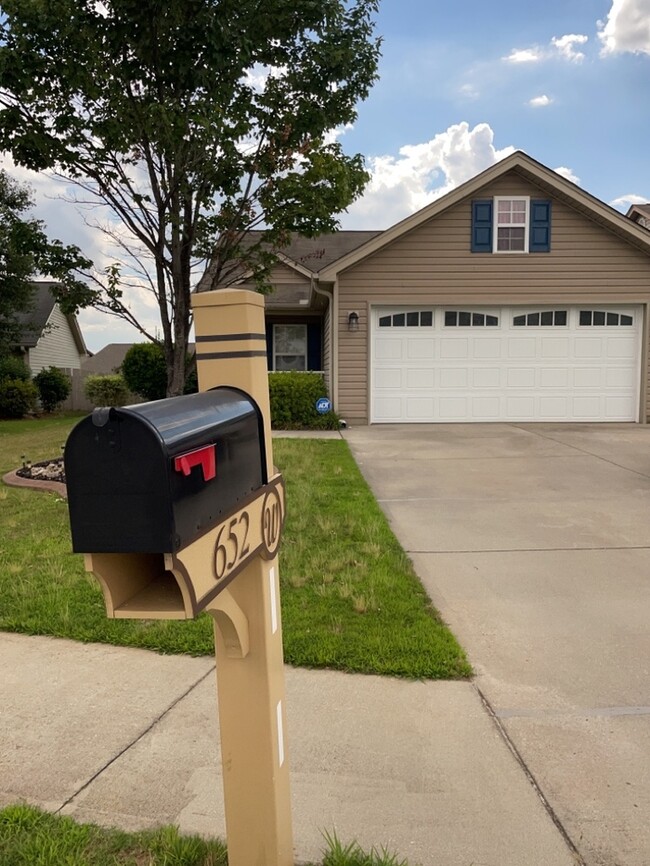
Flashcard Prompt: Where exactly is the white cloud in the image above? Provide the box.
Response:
[610,192,650,209]
[503,48,543,63]
[598,0,650,55]
[551,34,588,62]
[459,83,479,100]
[528,94,553,107]
[553,166,581,184]
[341,122,516,230]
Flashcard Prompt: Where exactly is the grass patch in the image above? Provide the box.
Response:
[0,416,470,679]
[0,805,412,866]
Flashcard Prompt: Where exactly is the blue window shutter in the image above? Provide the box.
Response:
[530,200,551,252]
[471,200,493,252]
[307,322,322,371]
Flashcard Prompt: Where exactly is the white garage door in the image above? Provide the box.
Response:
[371,306,642,423]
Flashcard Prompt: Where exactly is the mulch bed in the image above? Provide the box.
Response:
[3,457,67,497]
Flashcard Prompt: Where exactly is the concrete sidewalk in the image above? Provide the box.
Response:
[1,631,576,866]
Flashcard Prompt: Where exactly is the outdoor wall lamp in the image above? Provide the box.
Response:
[348,311,360,332]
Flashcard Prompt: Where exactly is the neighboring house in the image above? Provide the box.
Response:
[80,343,136,376]
[232,151,650,425]
[625,203,650,231]
[13,281,89,375]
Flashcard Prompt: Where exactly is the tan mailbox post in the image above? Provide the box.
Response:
[64,289,293,866]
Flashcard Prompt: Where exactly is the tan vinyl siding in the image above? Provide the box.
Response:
[336,171,650,424]
[28,306,84,374]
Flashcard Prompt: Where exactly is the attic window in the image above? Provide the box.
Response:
[495,197,529,252]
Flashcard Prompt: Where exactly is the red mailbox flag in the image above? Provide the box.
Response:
[174,445,216,481]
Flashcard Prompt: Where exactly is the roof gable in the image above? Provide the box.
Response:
[319,151,650,279]
[15,282,87,355]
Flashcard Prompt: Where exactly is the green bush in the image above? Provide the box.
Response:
[0,378,38,418]
[269,371,339,430]
[33,366,71,413]
[84,374,130,407]
[0,355,31,383]
[121,342,167,401]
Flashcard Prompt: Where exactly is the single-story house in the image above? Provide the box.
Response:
[235,151,650,425]
[12,281,89,375]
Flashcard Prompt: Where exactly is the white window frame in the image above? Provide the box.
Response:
[273,323,307,371]
[493,196,530,254]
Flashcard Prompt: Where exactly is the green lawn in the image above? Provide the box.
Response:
[0,805,410,866]
[0,415,470,679]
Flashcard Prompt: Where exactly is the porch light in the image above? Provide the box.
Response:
[348,311,360,332]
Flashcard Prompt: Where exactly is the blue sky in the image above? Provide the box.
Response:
[340,0,650,229]
[6,0,650,349]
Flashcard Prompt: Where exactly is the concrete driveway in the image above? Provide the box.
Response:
[344,423,650,866]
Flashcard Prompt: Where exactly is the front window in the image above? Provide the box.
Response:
[494,197,529,253]
[273,324,307,371]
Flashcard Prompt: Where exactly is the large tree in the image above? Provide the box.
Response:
[0,0,381,395]
[0,169,91,354]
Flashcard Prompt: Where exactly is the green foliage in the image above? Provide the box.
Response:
[0,355,30,382]
[83,374,130,407]
[269,371,340,430]
[0,170,91,354]
[33,366,71,413]
[0,378,38,418]
[0,804,229,866]
[121,342,167,401]
[0,0,380,394]
[322,831,408,866]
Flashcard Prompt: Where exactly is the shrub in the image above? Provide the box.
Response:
[0,378,38,418]
[121,342,167,401]
[0,355,31,383]
[84,374,130,407]
[33,366,71,413]
[268,371,339,430]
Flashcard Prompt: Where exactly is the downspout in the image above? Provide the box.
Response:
[310,277,337,407]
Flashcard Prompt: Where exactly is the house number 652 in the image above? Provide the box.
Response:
[213,512,251,581]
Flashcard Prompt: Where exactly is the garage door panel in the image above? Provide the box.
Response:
[371,306,641,423]
[507,367,535,388]
[406,368,435,388]
[375,339,403,360]
[406,340,435,359]
[473,368,501,387]
[508,338,537,359]
[472,339,501,359]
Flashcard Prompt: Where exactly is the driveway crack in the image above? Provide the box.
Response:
[54,665,215,815]
[475,683,587,866]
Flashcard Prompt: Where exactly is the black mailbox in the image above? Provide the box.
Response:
[65,387,267,555]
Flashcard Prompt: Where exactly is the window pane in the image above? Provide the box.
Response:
[579,310,592,326]
[621,314,633,325]
[528,312,539,326]
[486,315,499,326]
[497,227,525,251]
[513,315,525,326]
[607,312,618,325]
[276,355,306,371]
[406,311,419,326]
[594,311,606,325]
[445,311,457,326]
[420,311,433,326]
[540,311,553,326]
[472,312,485,326]
[379,315,391,327]
[275,324,306,354]
[555,311,567,326]
[458,311,471,326]
[393,313,405,326]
